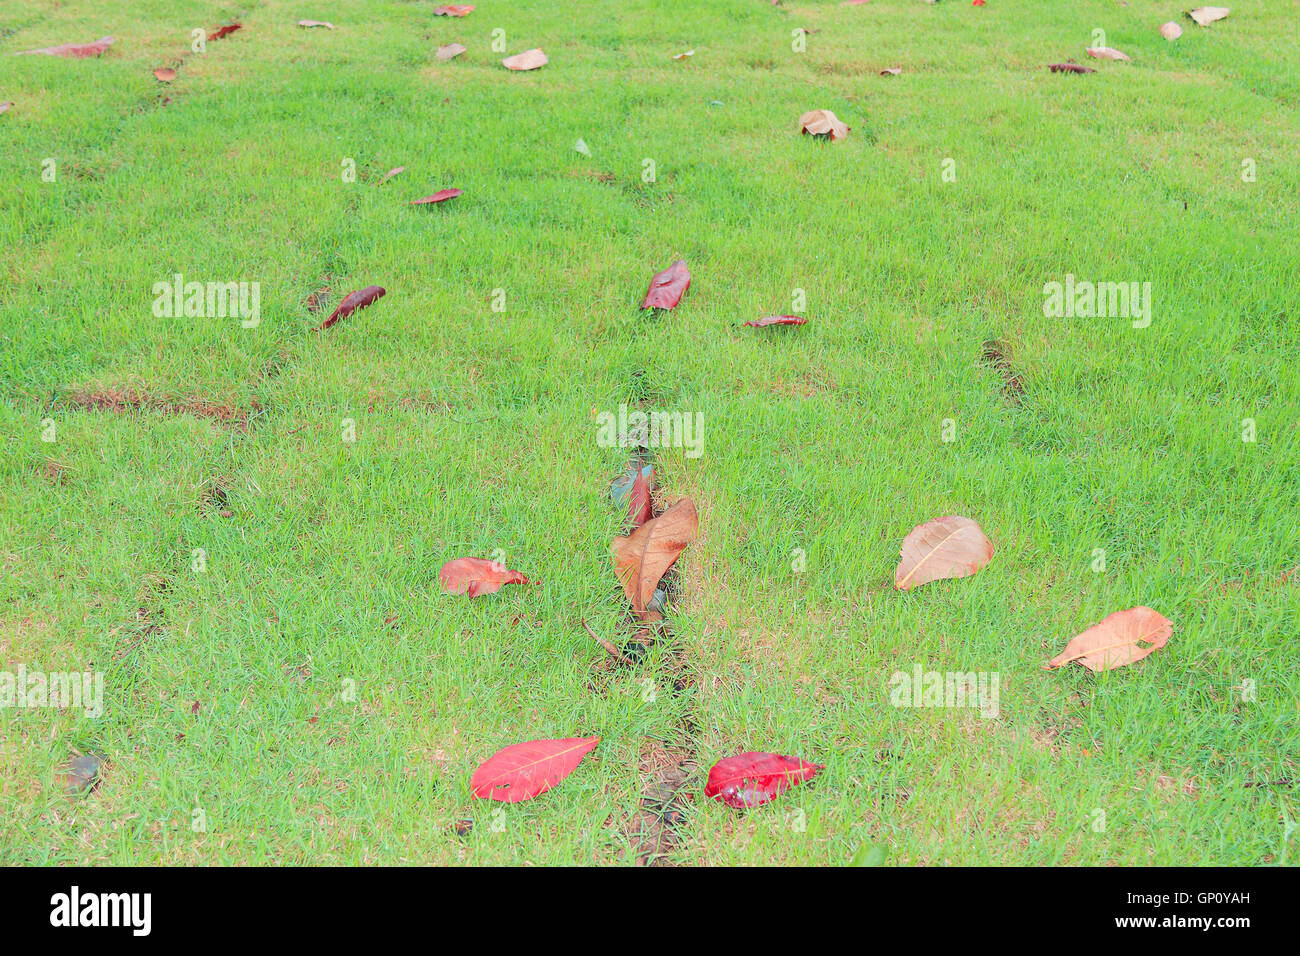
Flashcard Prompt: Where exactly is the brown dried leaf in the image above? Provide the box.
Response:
[1085,47,1131,61]
[503,49,547,71]
[437,43,467,61]
[798,109,849,141]
[1045,607,1173,672]
[153,68,176,82]
[1186,7,1229,27]
[611,498,698,612]
[894,516,994,590]
[1159,21,1184,40]
[1048,63,1096,74]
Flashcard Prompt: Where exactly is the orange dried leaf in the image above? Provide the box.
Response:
[1045,607,1173,672]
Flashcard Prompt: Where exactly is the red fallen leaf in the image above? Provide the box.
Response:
[434,4,475,15]
[744,315,806,328]
[411,188,462,205]
[17,36,115,58]
[471,736,599,802]
[628,466,653,527]
[641,259,690,310]
[210,24,242,41]
[439,557,530,597]
[190,701,200,715]
[502,49,547,71]
[315,285,385,331]
[153,68,176,82]
[1048,63,1096,74]
[378,166,405,185]
[972,0,986,6]
[705,752,822,808]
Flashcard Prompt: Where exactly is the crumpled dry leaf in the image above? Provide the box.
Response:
[209,24,242,41]
[436,43,467,61]
[895,515,994,590]
[1159,21,1184,40]
[503,49,547,71]
[439,557,531,597]
[880,66,903,76]
[611,497,698,612]
[1045,606,1173,672]
[1086,46,1131,61]
[799,109,849,141]
[1048,62,1096,74]
[705,753,822,808]
[1187,7,1229,27]
[18,36,115,58]
[673,49,695,60]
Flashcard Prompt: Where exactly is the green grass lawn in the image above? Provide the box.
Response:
[1,0,1296,865]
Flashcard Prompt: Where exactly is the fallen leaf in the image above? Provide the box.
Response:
[297,20,335,29]
[434,4,475,15]
[378,166,405,184]
[841,0,872,5]
[880,66,903,76]
[439,557,530,597]
[410,188,462,205]
[673,49,695,60]
[641,259,691,310]
[798,109,850,141]
[210,24,242,41]
[0,102,10,114]
[1159,21,1183,40]
[436,43,467,61]
[17,36,115,58]
[503,49,547,71]
[315,285,385,331]
[894,515,994,590]
[153,67,176,82]
[972,0,986,6]
[744,315,806,328]
[1186,6,1229,27]
[611,497,698,612]
[1048,63,1096,74]
[1086,46,1131,61]
[574,137,591,156]
[1046,606,1173,672]
[705,752,822,808]
[624,465,654,528]
[471,737,599,802]
[59,754,102,795]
